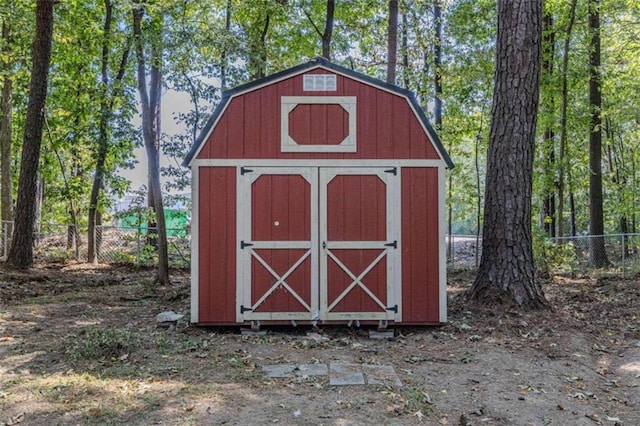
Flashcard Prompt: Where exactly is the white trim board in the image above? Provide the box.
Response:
[192,159,445,168]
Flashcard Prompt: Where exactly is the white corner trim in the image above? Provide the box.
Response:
[190,166,200,323]
[438,165,447,323]
[281,96,357,153]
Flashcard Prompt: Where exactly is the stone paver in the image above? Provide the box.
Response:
[329,363,365,385]
[362,364,403,387]
[262,362,402,387]
[295,363,328,376]
[262,364,296,378]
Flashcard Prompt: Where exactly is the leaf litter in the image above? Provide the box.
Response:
[0,264,638,424]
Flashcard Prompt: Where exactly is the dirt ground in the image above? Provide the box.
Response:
[0,263,638,426]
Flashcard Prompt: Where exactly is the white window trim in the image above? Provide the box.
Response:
[303,74,337,91]
[281,96,357,153]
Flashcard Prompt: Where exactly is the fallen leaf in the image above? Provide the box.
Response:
[184,404,195,412]
[414,410,424,421]
[585,412,602,424]
[7,412,24,425]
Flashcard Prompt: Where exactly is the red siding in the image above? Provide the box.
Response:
[198,167,236,324]
[196,70,441,161]
[401,168,440,323]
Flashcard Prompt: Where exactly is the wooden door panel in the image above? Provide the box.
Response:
[252,174,310,241]
[321,168,399,321]
[327,175,386,241]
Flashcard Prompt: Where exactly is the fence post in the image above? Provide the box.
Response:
[622,234,626,279]
[2,221,6,259]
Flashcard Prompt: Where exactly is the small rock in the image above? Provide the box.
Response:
[156,311,184,323]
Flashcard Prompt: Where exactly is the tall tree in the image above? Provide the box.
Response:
[464,0,546,308]
[1,20,13,227]
[386,0,398,84]
[588,0,609,267]
[87,0,131,263]
[304,0,335,60]
[433,0,443,128]
[132,0,169,284]
[6,0,55,269]
[540,12,555,237]
[557,0,578,239]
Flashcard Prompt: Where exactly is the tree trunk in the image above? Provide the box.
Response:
[588,0,609,268]
[7,0,54,269]
[465,0,546,308]
[541,13,555,237]
[88,0,130,263]
[557,0,578,239]
[386,0,398,84]
[322,0,335,60]
[433,0,443,128]
[220,0,232,90]
[401,12,409,88]
[1,21,13,227]
[133,0,170,284]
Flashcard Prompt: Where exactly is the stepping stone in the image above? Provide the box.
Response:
[262,364,296,378]
[369,330,394,339]
[295,363,328,376]
[363,364,403,387]
[329,363,365,386]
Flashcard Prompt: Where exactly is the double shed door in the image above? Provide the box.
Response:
[237,166,401,323]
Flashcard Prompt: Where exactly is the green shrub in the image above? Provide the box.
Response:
[532,228,577,275]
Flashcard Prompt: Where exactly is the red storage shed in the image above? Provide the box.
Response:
[184,58,453,327]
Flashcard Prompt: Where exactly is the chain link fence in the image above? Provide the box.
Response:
[2,221,639,277]
[1,220,190,268]
[447,233,640,277]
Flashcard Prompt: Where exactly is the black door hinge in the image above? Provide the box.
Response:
[384,240,397,249]
[241,240,254,249]
[386,305,398,313]
[384,167,397,175]
[241,167,254,175]
[240,305,253,314]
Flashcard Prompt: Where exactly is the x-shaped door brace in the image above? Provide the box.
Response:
[248,249,312,313]
[326,248,388,312]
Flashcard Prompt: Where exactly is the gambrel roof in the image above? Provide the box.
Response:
[183,57,453,168]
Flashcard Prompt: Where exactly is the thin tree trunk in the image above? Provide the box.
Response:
[465,0,546,308]
[88,0,130,263]
[541,12,555,237]
[1,21,13,227]
[557,0,578,239]
[133,0,170,284]
[588,0,609,267]
[433,0,443,128]
[220,0,232,90]
[401,12,409,88]
[322,0,335,60]
[7,0,54,269]
[386,0,398,84]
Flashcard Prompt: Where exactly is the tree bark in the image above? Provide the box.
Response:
[465,0,546,308]
[386,0,398,84]
[1,20,13,227]
[7,0,54,269]
[588,0,609,268]
[133,0,170,284]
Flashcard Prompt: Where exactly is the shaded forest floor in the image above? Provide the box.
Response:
[0,263,638,425]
